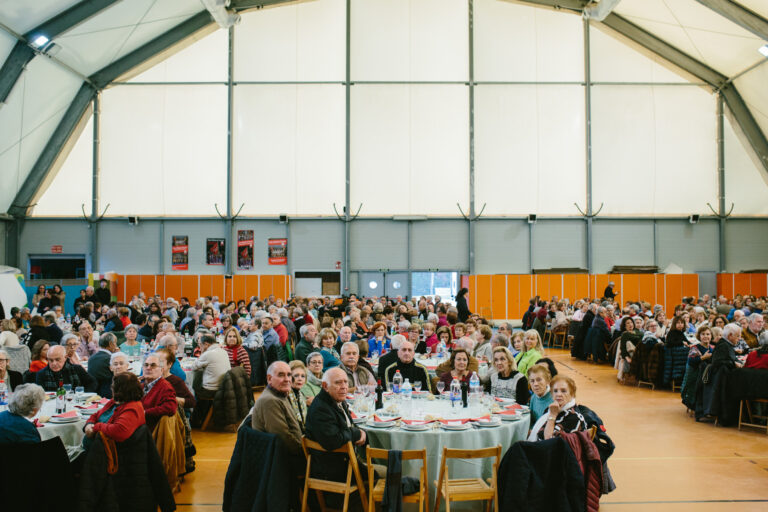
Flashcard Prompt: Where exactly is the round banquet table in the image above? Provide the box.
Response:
[359,397,529,511]
[368,354,491,381]
[35,399,86,460]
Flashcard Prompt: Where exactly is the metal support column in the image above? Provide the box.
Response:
[528,222,534,273]
[90,92,101,274]
[468,0,476,275]
[407,221,412,298]
[226,26,235,276]
[653,220,658,267]
[717,93,726,272]
[160,220,165,274]
[343,0,352,293]
[583,18,594,273]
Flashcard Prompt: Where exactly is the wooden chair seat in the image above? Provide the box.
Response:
[435,477,494,498]
[369,479,422,503]
[366,446,427,512]
[433,445,501,512]
[738,399,768,434]
[301,438,367,512]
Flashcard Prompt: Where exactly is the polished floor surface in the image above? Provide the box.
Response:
[176,349,768,511]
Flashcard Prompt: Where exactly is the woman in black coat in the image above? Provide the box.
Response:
[456,288,471,323]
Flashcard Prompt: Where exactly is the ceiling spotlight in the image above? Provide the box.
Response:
[759,44,768,58]
[32,35,49,47]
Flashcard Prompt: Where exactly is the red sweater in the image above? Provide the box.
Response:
[274,322,288,345]
[141,378,178,432]
[87,400,146,442]
[224,345,252,377]
[745,350,768,370]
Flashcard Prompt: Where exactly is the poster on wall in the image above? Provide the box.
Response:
[206,238,225,266]
[237,230,254,270]
[171,236,189,271]
[268,238,287,265]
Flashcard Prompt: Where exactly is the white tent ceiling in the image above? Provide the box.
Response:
[0,0,766,217]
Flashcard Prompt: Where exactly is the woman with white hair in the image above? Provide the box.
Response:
[119,324,141,357]
[712,323,744,370]
[0,349,23,392]
[0,383,45,443]
[744,331,768,370]
[1,319,31,373]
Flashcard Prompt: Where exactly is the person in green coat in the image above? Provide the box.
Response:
[300,352,324,404]
[515,329,544,377]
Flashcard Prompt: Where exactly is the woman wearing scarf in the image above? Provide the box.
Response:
[300,352,324,405]
[528,374,587,441]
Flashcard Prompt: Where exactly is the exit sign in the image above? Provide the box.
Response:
[51,245,63,254]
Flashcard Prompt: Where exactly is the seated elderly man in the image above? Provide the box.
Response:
[340,342,376,391]
[35,345,96,392]
[43,312,63,344]
[190,333,231,427]
[252,361,305,474]
[76,322,99,361]
[294,323,318,365]
[0,384,46,443]
[87,332,119,398]
[742,313,765,349]
[140,353,178,432]
[156,334,186,381]
[383,340,432,393]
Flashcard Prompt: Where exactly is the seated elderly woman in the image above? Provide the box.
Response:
[438,348,472,390]
[681,326,715,409]
[527,363,554,424]
[155,334,186,381]
[528,375,587,441]
[28,340,50,373]
[119,324,141,357]
[473,325,494,362]
[616,316,642,383]
[84,372,145,447]
[745,332,768,370]
[367,321,391,357]
[156,348,195,412]
[288,360,308,429]
[515,329,545,377]
[109,351,130,376]
[221,327,251,377]
[435,325,453,351]
[140,353,178,432]
[318,328,342,370]
[0,384,46,443]
[483,347,529,405]
[61,333,84,366]
[0,349,23,392]
[301,352,324,404]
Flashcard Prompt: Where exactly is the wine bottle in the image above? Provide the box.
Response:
[375,379,384,410]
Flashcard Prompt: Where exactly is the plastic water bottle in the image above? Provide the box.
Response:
[450,377,461,408]
[401,378,412,402]
[392,370,403,395]
[469,371,481,407]
[0,380,7,407]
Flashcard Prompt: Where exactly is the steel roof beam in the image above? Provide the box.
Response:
[695,0,768,41]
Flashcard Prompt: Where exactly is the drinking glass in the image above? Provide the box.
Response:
[414,381,422,393]
[75,386,85,403]
[436,381,445,394]
[425,346,432,357]
[386,382,393,393]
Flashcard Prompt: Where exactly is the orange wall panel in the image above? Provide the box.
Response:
[622,274,639,303]
[750,274,767,297]
[594,274,610,300]
[154,275,165,298]
[665,274,683,313]
[733,273,751,296]
[232,275,246,303]
[245,275,259,300]
[181,275,198,299]
[261,275,275,299]
[655,274,666,312]
[140,275,157,297]
[211,275,225,300]
[491,275,507,320]
[721,273,733,299]
[574,274,589,301]
[534,274,550,301]
[506,275,520,320]
[273,275,286,301]
[637,274,655,305]
[562,274,576,303]
[164,275,182,301]
[519,275,532,311]
[124,275,140,302]
[468,275,477,312]
[682,274,698,300]
[199,275,212,298]
[476,275,492,318]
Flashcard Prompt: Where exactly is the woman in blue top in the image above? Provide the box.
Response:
[119,324,142,357]
[527,363,553,426]
[0,384,45,444]
[367,322,391,357]
[318,328,341,371]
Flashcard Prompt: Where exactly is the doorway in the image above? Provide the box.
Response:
[29,255,87,279]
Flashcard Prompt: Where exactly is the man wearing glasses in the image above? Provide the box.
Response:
[140,353,177,432]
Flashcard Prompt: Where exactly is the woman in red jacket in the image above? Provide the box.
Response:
[84,372,145,444]
[744,335,768,370]
[140,353,179,432]
[222,327,251,377]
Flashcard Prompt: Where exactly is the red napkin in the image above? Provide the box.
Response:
[441,419,470,425]
[401,419,433,425]
[98,398,110,404]
[75,404,100,410]
[504,404,522,411]
[425,366,437,370]
[469,415,491,422]
[53,410,79,419]
[493,409,520,416]
[33,418,45,428]
[373,415,400,423]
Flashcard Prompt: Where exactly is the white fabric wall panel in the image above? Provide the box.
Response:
[737,1,768,19]
[234,0,345,81]
[100,85,227,216]
[725,220,768,272]
[0,57,81,213]
[128,29,228,83]
[34,116,93,217]
[735,63,768,141]
[724,115,768,215]
[350,85,468,216]
[410,220,468,271]
[592,220,655,273]
[350,221,407,270]
[0,30,14,65]
[474,0,583,82]
[289,220,344,271]
[351,0,467,81]
[0,0,80,33]
[474,220,530,274]
[531,221,586,270]
[592,85,717,215]
[589,26,687,83]
[474,85,585,216]
[656,220,718,272]
[98,220,161,274]
[233,84,345,216]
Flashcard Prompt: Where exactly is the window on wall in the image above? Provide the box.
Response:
[412,271,458,304]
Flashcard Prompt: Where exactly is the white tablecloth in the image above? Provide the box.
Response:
[35,399,86,460]
[359,397,529,511]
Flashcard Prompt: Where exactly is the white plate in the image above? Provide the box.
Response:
[495,398,516,405]
[474,420,502,428]
[441,423,471,431]
[49,417,82,424]
[352,416,368,424]
[498,414,522,421]
[79,392,97,399]
[78,408,99,415]
[368,421,396,428]
[401,423,430,431]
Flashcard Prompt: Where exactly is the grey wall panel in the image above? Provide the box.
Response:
[656,220,718,272]
[350,220,407,270]
[474,220,529,274]
[531,220,586,270]
[0,221,6,266]
[724,219,768,272]
[20,221,90,272]
[230,220,288,274]
[99,220,161,273]
[592,220,655,273]
[410,220,468,271]
[289,220,344,271]
[162,220,228,274]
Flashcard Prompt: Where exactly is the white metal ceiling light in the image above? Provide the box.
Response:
[31,35,49,47]
[759,45,768,58]
[200,0,241,29]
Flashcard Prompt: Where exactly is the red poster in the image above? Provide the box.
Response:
[268,238,287,265]
[171,236,188,271]
[237,230,254,270]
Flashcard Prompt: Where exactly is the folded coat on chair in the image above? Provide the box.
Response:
[153,410,187,492]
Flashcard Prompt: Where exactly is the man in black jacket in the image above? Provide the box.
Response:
[87,333,118,398]
[35,346,96,392]
[383,340,431,392]
[95,279,112,307]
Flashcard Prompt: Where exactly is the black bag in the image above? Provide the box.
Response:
[575,404,615,464]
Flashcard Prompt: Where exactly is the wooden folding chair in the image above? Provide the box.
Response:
[301,438,368,512]
[738,399,768,434]
[366,447,428,512]
[551,325,568,349]
[434,445,501,512]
